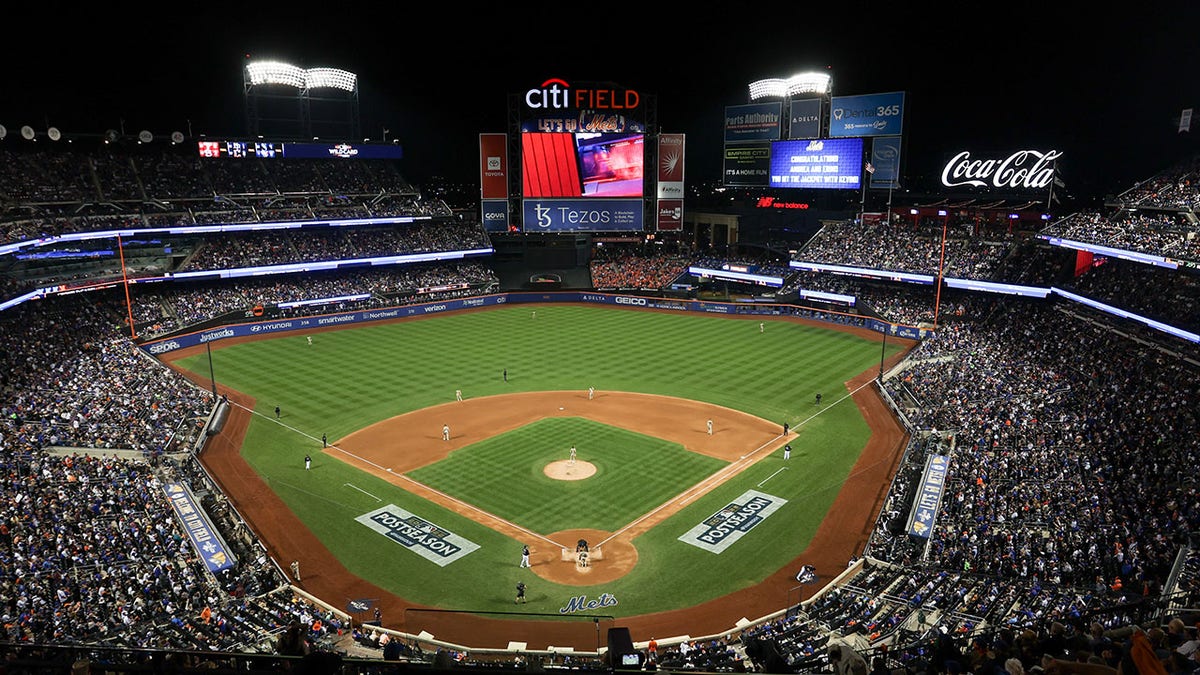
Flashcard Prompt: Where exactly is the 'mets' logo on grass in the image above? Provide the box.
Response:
[525,78,640,111]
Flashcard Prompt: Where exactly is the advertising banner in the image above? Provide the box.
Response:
[829,92,905,138]
[788,98,823,139]
[481,200,510,232]
[164,483,236,573]
[521,199,643,232]
[906,454,950,538]
[479,133,508,200]
[724,102,783,144]
[723,143,771,187]
[869,136,902,189]
[656,199,684,231]
[657,133,685,199]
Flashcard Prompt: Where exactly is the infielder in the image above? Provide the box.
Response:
[707,419,713,435]
[442,424,450,441]
[569,446,577,464]
[520,545,531,568]
[588,386,594,400]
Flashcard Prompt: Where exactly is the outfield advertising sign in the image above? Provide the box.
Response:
[724,102,783,143]
[521,199,643,232]
[679,489,788,554]
[355,504,480,566]
[829,92,905,138]
[139,292,928,357]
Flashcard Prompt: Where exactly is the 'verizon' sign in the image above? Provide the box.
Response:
[940,149,1062,189]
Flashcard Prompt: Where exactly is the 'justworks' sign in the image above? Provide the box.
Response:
[525,78,640,110]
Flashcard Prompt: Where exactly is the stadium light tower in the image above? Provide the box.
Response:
[748,71,832,139]
[243,59,360,139]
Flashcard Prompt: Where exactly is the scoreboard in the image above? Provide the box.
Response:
[197,141,278,158]
[196,140,403,160]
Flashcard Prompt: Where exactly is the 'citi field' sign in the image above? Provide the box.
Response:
[525,78,640,111]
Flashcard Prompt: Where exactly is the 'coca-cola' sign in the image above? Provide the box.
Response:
[941,150,1062,189]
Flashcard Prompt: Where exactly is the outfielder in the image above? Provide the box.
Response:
[455,389,463,402]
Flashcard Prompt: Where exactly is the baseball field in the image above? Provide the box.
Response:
[167,301,911,648]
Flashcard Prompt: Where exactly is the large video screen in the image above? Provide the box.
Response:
[768,138,864,189]
[522,132,644,198]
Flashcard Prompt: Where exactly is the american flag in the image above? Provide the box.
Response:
[865,162,876,174]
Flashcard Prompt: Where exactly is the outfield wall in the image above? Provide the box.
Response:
[138,292,928,355]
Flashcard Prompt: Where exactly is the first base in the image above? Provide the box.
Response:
[559,407,564,410]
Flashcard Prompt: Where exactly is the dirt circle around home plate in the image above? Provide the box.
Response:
[544,459,597,480]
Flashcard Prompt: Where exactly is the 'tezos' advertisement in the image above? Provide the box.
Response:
[521,199,643,232]
[479,133,508,200]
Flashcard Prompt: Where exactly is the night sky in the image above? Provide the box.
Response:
[4,3,1199,200]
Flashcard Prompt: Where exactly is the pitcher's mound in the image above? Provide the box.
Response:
[544,460,596,480]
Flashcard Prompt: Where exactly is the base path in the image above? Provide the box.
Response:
[172,313,913,645]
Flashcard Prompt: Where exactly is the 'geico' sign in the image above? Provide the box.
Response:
[941,149,1062,189]
[615,296,647,306]
[525,78,640,111]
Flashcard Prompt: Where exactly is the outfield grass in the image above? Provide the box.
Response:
[174,303,903,616]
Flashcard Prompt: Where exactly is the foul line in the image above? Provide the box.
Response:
[344,483,381,502]
[757,467,788,487]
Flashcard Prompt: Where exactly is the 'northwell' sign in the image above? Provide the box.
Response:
[679,490,787,553]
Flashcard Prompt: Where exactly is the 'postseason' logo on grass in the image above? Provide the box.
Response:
[679,490,787,554]
[355,505,480,567]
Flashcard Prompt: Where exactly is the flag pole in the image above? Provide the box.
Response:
[117,234,137,340]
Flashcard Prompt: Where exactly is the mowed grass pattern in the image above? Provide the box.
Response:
[409,417,727,532]
[172,302,906,616]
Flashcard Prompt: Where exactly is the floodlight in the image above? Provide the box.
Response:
[0,124,8,140]
[171,131,184,144]
[246,61,307,88]
[20,125,35,140]
[749,78,788,101]
[138,130,153,143]
[749,71,831,100]
[305,67,357,91]
[785,72,831,96]
[246,61,357,91]
[47,127,61,141]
